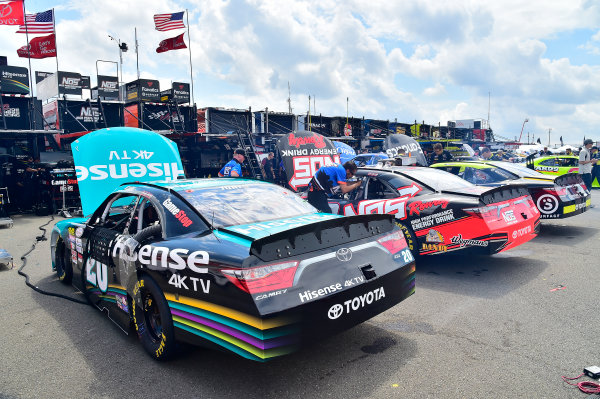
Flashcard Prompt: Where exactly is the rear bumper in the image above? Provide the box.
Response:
[168,262,415,361]
[540,195,591,219]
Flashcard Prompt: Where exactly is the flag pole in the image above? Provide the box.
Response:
[22,0,35,130]
[52,9,60,98]
[185,9,195,105]
[135,27,140,80]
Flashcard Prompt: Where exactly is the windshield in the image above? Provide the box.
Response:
[401,168,474,191]
[178,183,317,228]
[490,161,546,177]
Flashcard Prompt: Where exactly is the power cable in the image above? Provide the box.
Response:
[17,215,89,305]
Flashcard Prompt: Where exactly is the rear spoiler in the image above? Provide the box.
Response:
[479,185,531,205]
[250,214,394,262]
[554,173,583,187]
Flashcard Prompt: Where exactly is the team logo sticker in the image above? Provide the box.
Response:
[536,194,559,214]
[336,248,352,262]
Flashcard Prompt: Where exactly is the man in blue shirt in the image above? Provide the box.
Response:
[307,161,361,213]
[218,149,245,177]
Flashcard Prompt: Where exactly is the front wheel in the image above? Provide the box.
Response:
[131,275,176,360]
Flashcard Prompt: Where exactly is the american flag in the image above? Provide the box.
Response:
[16,9,54,34]
[154,11,185,31]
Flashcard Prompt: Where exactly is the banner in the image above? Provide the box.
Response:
[17,33,56,59]
[96,75,119,99]
[126,79,160,103]
[156,33,187,53]
[384,134,428,166]
[332,141,356,164]
[72,127,184,215]
[0,65,29,94]
[81,75,90,90]
[276,130,340,191]
[172,82,190,103]
[1,96,41,130]
[142,103,194,132]
[58,100,124,133]
[35,70,52,83]
[0,1,24,25]
[57,71,83,95]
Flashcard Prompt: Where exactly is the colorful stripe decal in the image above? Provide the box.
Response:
[166,293,299,361]
[163,293,294,329]
[87,284,127,303]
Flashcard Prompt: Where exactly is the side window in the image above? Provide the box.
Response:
[133,198,162,233]
[366,177,398,200]
[91,194,140,233]
[563,158,577,167]
[539,159,556,166]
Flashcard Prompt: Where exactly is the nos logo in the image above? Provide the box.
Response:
[101,81,117,89]
[86,257,108,293]
[62,77,80,86]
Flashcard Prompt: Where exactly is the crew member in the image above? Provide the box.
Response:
[218,149,245,177]
[540,147,553,156]
[578,139,597,189]
[261,152,276,182]
[479,147,492,160]
[591,146,600,188]
[307,162,361,213]
[565,148,573,156]
[427,143,453,165]
[491,149,508,161]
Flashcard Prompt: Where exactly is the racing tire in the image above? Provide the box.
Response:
[397,222,419,259]
[132,274,176,361]
[54,239,73,284]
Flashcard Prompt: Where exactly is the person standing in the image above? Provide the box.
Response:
[307,162,361,213]
[427,143,453,165]
[261,152,276,182]
[590,146,600,188]
[479,147,492,160]
[218,149,245,177]
[578,139,597,189]
[540,147,553,156]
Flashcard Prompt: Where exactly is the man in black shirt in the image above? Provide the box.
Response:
[427,143,453,165]
[261,152,276,182]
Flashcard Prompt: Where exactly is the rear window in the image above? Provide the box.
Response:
[463,167,518,184]
[401,168,474,191]
[494,162,545,177]
[178,183,316,228]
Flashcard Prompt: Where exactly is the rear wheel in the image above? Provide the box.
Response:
[131,275,175,360]
[397,222,419,259]
[54,239,73,284]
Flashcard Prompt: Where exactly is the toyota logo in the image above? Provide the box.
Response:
[336,248,352,262]
[0,4,13,18]
[328,304,344,319]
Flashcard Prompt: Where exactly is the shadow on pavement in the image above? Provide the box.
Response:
[414,253,547,299]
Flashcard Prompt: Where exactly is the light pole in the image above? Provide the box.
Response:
[548,128,552,147]
[518,118,529,142]
[108,35,128,100]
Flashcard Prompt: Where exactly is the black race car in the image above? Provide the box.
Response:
[326,166,540,257]
[51,179,415,361]
[430,161,591,219]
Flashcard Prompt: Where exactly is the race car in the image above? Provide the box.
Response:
[430,161,591,219]
[350,153,389,167]
[50,179,416,361]
[526,154,579,175]
[326,166,540,257]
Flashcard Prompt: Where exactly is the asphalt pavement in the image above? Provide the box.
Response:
[1,196,599,399]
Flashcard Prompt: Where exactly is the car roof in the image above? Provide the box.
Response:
[123,178,268,192]
[431,161,495,169]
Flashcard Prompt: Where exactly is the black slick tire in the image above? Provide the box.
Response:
[55,238,73,284]
[132,274,176,360]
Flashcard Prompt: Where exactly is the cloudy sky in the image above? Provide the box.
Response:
[2,0,599,145]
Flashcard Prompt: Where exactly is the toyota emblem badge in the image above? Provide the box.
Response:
[336,248,352,262]
[328,303,344,319]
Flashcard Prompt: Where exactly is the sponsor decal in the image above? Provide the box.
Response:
[408,200,449,216]
[536,194,559,214]
[421,243,447,252]
[112,240,209,274]
[425,229,444,243]
[116,294,129,313]
[410,209,454,230]
[502,210,517,224]
[450,234,488,247]
[299,283,343,303]
[287,154,340,190]
[397,183,422,198]
[255,289,288,301]
[75,227,84,238]
[168,274,210,293]
[536,166,559,172]
[162,198,193,227]
[335,248,352,262]
[327,287,385,319]
[51,179,78,186]
[343,198,408,219]
[1,104,20,118]
[563,199,590,214]
[512,226,532,239]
